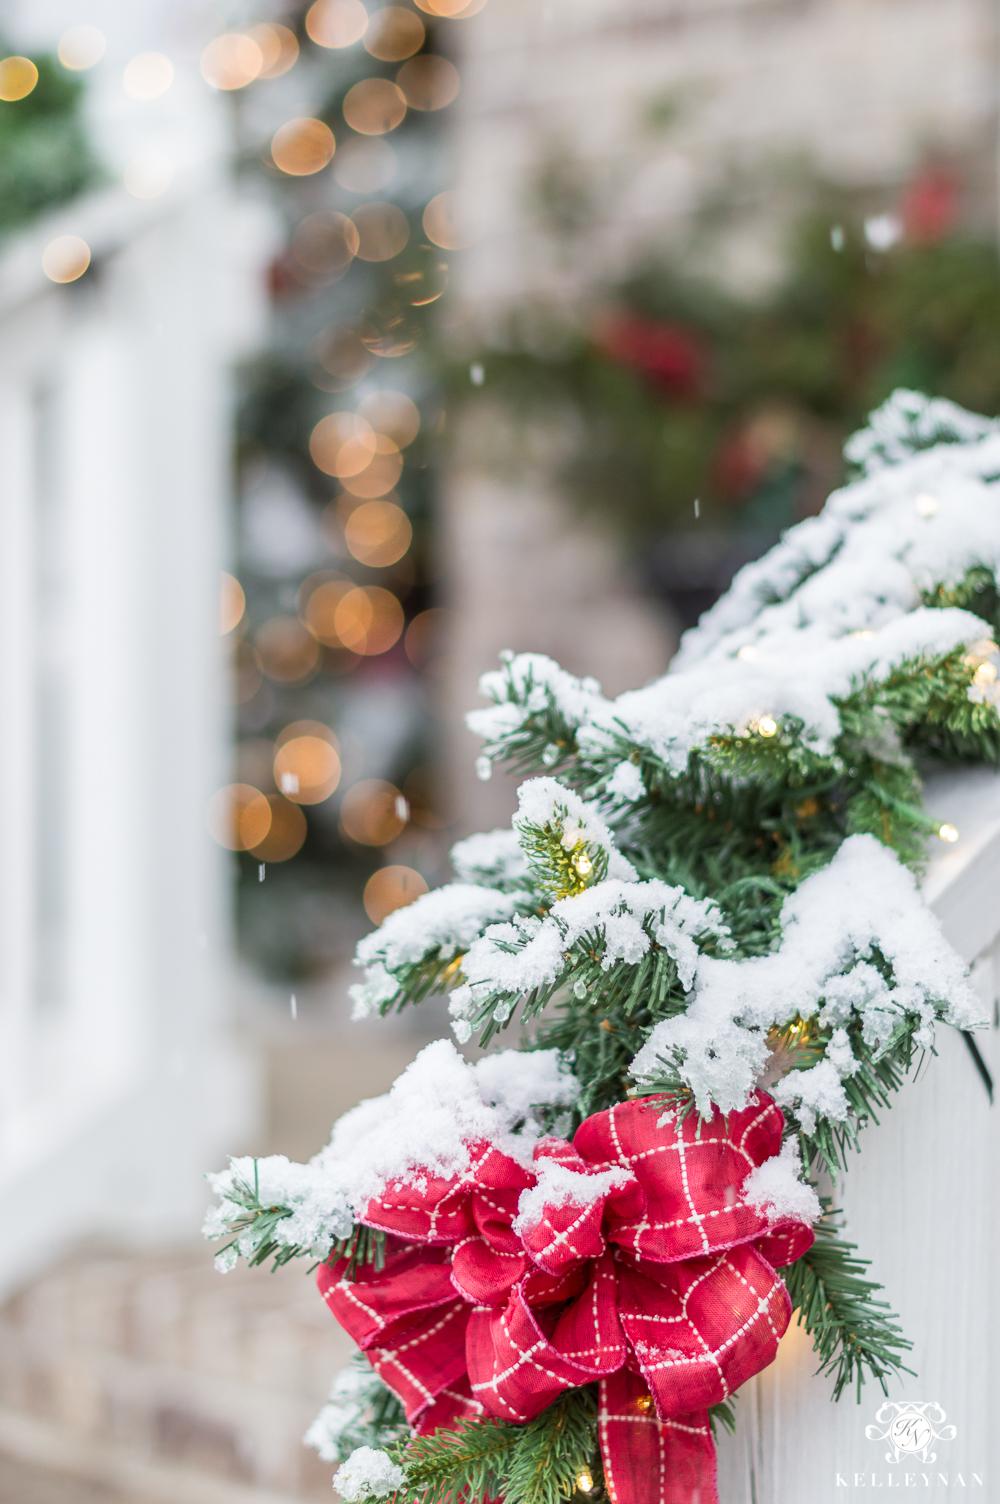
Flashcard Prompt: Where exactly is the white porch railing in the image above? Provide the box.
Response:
[716,766,1000,1498]
[0,177,273,1300]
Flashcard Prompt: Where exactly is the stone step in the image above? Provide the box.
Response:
[0,1246,355,1501]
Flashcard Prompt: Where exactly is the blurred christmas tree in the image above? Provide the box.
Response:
[0,43,100,233]
[215,0,468,976]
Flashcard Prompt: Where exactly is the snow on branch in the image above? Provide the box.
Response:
[204,1042,579,1268]
[449,877,730,1041]
[349,884,525,1019]
[630,834,983,1124]
[465,393,1000,785]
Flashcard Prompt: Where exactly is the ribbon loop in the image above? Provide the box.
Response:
[317,1093,815,1504]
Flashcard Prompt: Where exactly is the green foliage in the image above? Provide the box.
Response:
[389,1387,600,1504]
[0,51,100,234]
[207,1161,385,1275]
[516,807,607,901]
[784,1205,914,1401]
[319,1353,410,1463]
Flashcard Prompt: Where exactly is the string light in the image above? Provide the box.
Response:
[915,493,939,517]
[574,850,593,878]
[575,1467,594,1493]
[736,644,757,661]
[635,1392,653,1413]
[938,824,959,843]
[973,662,997,686]
[757,716,778,737]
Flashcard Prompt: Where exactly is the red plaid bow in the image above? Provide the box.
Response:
[317,1094,813,1504]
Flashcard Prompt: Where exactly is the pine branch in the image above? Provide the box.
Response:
[784,1205,914,1401]
[209,1166,385,1275]
[390,1388,600,1504]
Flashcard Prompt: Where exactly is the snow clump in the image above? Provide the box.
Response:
[333,1447,406,1501]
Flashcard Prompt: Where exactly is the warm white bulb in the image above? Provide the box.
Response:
[915,493,939,518]
[938,824,959,844]
[757,716,778,738]
[575,1468,594,1494]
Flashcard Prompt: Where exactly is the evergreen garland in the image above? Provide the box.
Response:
[209,392,1000,1501]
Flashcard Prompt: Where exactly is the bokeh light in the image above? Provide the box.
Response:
[309,412,374,475]
[42,236,91,284]
[200,34,263,90]
[405,607,451,669]
[341,780,408,845]
[58,27,106,70]
[206,784,273,850]
[336,585,404,652]
[363,8,425,61]
[423,190,478,248]
[256,617,321,682]
[344,499,413,565]
[274,726,341,803]
[357,304,421,357]
[123,52,174,101]
[232,641,264,703]
[414,0,487,14]
[124,153,174,198]
[220,572,246,633]
[0,57,38,101]
[334,138,397,193]
[393,246,449,305]
[248,796,308,861]
[248,23,299,78]
[306,0,369,49]
[272,118,336,176]
[310,325,375,388]
[300,575,354,643]
[397,55,460,111]
[340,441,404,497]
[343,78,407,135]
[352,201,410,261]
[357,389,420,447]
[292,212,360,278]
[363,865,428,922]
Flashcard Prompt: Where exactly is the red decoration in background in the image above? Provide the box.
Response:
[594,312,707,399]
[317,1095,813,1504]
[899,165,960,245]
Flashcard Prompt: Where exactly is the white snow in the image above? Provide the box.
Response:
[450,828,529,888]
[333,1447,406,1501]
[513,777,637,882]
[205,1042,581,1260]
[204,1155,354,1264]
[468,654,608,750]
[630,835,983,1120]
[350,884,523,1018]
[513,1159,632,1239]
[743,1136,822,1224]
[605,760,646,802]
[843,388,999,475]
[305,1359,390,1464]
[455,878,728,1031]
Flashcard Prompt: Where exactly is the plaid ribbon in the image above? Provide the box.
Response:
[317,1094,813,1504]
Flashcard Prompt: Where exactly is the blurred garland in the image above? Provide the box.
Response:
[455,200,1000,546]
